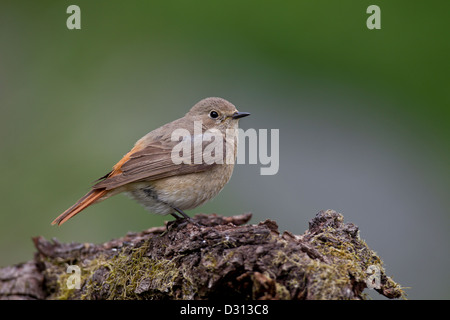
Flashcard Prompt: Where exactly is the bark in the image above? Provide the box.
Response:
[0,210,404,300]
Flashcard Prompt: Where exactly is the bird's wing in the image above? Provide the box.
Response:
[92,139,218,191]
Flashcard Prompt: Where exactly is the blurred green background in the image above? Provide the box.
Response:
[1,1,449,299]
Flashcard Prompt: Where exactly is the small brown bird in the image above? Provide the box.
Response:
[51,97,250,226]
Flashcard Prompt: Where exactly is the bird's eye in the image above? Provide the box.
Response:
[209,111,219,119]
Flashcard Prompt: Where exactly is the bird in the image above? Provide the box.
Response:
[51,97,250,226]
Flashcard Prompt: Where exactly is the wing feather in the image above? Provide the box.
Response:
[92,141,217,190]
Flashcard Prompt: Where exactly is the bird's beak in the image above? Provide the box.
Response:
[232,112,251,119]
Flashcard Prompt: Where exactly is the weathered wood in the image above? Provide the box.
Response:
[0,210,404,300]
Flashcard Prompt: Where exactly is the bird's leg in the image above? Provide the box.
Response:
[163,212,184,234]
[163,207,198,234]
[170,212,183,220]
[173,207,191,220]
[172,206,202,227]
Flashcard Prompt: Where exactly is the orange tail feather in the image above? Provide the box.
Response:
[52,189,107,226]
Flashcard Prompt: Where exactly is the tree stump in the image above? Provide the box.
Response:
[0,210,404,300]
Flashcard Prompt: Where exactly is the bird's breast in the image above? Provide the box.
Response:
[126,164,235,214]
[152,164,235,209]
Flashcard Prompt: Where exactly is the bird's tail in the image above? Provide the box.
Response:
[51,189,107,226]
